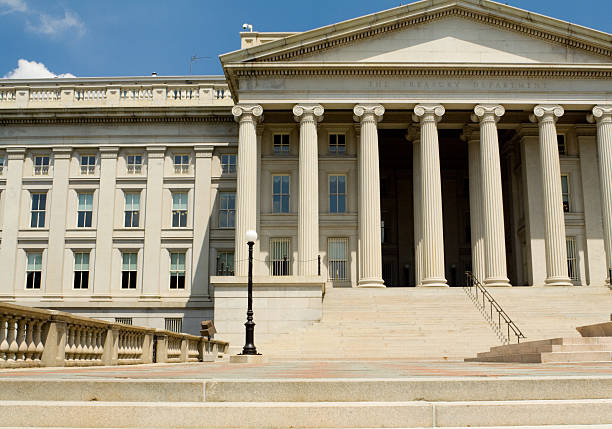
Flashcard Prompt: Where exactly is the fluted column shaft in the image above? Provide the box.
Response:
[233,105,263,276]
[464,127,486,284]
[354,104,385,287]
[294,104,324,276]
[530,105,572,286]
[473,105,510,287]
[590,106,612,284]
[413,104,447,287]
[411,131,423,287]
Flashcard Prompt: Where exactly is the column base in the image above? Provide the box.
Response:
[357,278,386,288]
[484,277,512,288]
[419,278,448,287]
[544,276,574,287]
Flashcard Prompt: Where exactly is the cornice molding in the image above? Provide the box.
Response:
[0,115,234,125]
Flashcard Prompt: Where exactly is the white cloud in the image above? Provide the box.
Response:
[26,10,85,36]
[0,0,27,15]
[2,59,75,79]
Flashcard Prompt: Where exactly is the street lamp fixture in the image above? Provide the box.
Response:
[241,230,260,355]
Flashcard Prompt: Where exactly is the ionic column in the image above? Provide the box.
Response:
[354,104,385,287]
[413,104,447,287]
[588,106,612,285]
[530,105,572,286]
[472,105,511,287]
[232,104,263,276]
[462,125,486,284]
[294,104,324,276]
[406,127,423,286]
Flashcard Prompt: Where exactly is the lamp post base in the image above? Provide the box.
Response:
[230,354,267,364]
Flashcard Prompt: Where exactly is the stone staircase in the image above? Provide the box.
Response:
[257,285,612,360]
[4,377,612,427]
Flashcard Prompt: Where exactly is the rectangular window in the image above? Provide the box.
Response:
[173,154,189,174]
[80,155,96,175]
[557,135,566,156]
[165,318,182,333]
[0,155,5,175]
[26,252,43,289]
[121,252,137,289]
[115,317,132,325]
[329,134,346,154]
[270,238,291,276]
[566,237,579,281]
[127,154,143,174]
[561,175,570,213]
[73,252,90,289]
[124,192,140,228]
[169,252,186,289]
[272,175,290,213]
[33,156,50,175]
[172,192,188,227]
[216,251,234,276]
[219,192,235,228]
[273,134,290,154]
[328,238,348,281]
[329,175,347,214]
[30,192,47,228]
[77,193,93,228]
[221,154,236,174]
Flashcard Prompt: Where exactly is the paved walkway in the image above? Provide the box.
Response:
[2,359,612,379]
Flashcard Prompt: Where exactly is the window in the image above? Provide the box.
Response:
[273,134,290,154]
[121,252,137,289]
[34,156,49,175]
[0,155,4,175]
[77,193,93,228]
[567,237,579,281]
[124,192,140,228]
[329,175,346,214]
[561,175,570,213]
[169,252,186,289]
[219,192,235,228]
[216,251,234,276]
[165,318,182,333]
[329,134,346,154]
[172,192,188,227]
[30,193,46,228]
[127,154,143,174]
[73,252,89,289]
[270,238,291,276]
[173,154,189,174]
[26,252,42,289]
[272,175,290,213]
[557,135,566,156]
[80,155,95,175]
[328,238,348,281]
[221,154,236,173]
[115,317,132,325]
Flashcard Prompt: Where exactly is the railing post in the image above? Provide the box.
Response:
[40,317,67,367]
[155,333,168,363]
[101,325,119,366]
[142,331,154,364]
[180,337,188,362]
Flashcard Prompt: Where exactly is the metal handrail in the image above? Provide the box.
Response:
[464,271,526,344]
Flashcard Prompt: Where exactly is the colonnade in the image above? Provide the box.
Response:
[232,103,612,287]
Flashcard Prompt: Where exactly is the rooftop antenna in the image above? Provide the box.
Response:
[189,55,211,74]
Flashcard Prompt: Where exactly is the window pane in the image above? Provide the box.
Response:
[329,175,336,193]
[338,195,346,213]
[78,193,93,210]
[173,193,187,210]
[273,175,281,194]
[561,176,569,194]
[282,176,289,193]
[281,196,289,213]
[338,176,346,194]
[27,253,42,270]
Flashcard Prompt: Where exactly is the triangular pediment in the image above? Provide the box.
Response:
[220,0,612,65]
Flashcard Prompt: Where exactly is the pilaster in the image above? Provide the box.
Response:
[530,105,572,286]
[232,104,263,276]
[354,104,385,288]
[472,104,511,287]
[193,145,214,298]
[413,104,447,287]
[294,103,324,276]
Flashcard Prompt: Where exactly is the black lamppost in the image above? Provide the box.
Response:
[241,229,259,355]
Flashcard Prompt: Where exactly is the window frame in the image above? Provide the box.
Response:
[0,154,5,175]
[557,134,567,156]
[328,133,346,155]
[73,251,90,290]
[220,154,236,174]
[328,237,349,282]
[172,191,188,228]
[26,252,43,290]
[219,191,236,228]
[216,251,234,276]
[124,191,140,228]
[77,192,94,228]
[126,154,143,175]
[329,174,347,214]
[561,174,571,213]
[566,236,579,281]
[272,174,290,214]
[33,155,50,176]
[80,155,96,175]
[30,192,47,228]
[169,252,186,290]
[173,154,190,174]
[270,237,291,276]
[121,252,138,289]
[273,134,290,155]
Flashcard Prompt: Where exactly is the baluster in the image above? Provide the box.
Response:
[15,319,26,362]
[33,321,44,361]
[70,326,78,361]
[25,320,35,361]
[0,316,8,361]
[75,327,84,361]
[84,329,92,360]
[6,318,18,362]
[92,329,100,359]
[65,325,73,361]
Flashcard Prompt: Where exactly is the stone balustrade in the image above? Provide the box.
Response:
[0,303,228,368]
[0,79,233,110]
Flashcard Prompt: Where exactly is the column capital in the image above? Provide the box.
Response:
[412,104,445,124]
[145,146,166,159]
[530,105,564,124]
[460,124,480,142]
[232,104,263,123]
[194,145,214,158]
[52,147,73,160]
[587,105,612,124]
[6,147,26,160]
[293,103,324,123]
[353,104,384,123]
[99,146,120,159]
[471,104,505,124]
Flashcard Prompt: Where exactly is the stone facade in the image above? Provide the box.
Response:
[0,0,611,336]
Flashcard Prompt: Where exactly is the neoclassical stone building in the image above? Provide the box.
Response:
[0,0,611,336]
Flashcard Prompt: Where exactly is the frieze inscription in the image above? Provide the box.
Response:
[368,79,548,90]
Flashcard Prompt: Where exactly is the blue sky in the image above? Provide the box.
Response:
[1,0,611,78]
